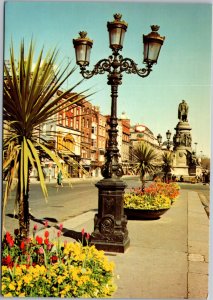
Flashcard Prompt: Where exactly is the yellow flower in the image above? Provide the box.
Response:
[63,285,71,292]
[14,267,23,276]
[19,292,25,297]
[2,266,8,272]
[71,268,80,281]
[90,279,99,287]
[8,283,16,291]
[22,275,31,284]
[57,276,64,284]
[4,293,13,297]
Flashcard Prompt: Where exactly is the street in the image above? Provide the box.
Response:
[3,177,210,235]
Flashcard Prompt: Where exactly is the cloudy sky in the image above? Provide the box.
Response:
[3,1,212,157]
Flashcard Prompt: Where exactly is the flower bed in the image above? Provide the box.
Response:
[1,226,116,297]
[124,182,180,210]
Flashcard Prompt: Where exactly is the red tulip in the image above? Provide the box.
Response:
[36,236,43,245]
[47,242,53,250]
[6,233,14,247]
[38,247,44,254]
[51,255,58,263]
[5,255,12,265]
[44,231,49,238]
[20,241,25,250]
[44,238,49,245]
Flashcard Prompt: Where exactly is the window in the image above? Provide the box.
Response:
[76,120,79,130]
[59,115,63,125]
[92,140,97,147]
[65,116,68,126]
[82,118,85,128]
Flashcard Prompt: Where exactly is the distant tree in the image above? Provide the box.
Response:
[161,151,173,182]
[132,141,160,191]
[201,157,210,171]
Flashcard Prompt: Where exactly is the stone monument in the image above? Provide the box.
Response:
[172,100,202,177]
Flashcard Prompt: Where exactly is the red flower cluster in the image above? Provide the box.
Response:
[81,228,90,241]
[2,255,13,267]
[144,182,180,200]
[2,223,66,269]
[5,232,14,247]
[130,182,180,202]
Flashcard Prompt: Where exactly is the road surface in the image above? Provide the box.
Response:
[3,177,210,235]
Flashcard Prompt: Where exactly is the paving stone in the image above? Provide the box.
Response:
[188,253,205,262]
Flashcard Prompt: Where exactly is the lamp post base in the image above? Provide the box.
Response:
[90,178,130,253]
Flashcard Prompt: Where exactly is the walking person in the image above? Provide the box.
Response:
[57,170,63,187]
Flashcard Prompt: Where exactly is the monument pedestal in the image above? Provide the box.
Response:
[172,120,192,177]
[171,100,202,179]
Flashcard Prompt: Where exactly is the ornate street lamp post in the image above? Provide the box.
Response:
[73,13,165,252]
[157,133,162,147]
[157,130,171,150]
[166,130,172,150]
[157,130,172,182]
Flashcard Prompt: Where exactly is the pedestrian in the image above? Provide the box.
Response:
[57,170,63,187]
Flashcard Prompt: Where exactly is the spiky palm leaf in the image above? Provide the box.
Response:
[3,40,91,237]
[161,151,173,180]
[133,141,159,190]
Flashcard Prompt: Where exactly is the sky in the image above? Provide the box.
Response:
[3,1,212,157]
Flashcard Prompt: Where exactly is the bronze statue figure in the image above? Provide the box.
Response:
[178,100,188,122]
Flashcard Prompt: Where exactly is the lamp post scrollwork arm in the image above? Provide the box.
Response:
[120,57,152,77]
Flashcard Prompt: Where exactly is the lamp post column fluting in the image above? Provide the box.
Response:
[73,13,165,252]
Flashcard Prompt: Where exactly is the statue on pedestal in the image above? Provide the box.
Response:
[178,100,189,122]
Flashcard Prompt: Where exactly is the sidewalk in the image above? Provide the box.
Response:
[39,189,209,299]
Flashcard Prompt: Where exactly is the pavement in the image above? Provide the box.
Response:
[3,176,210,298]
[33,182,210,299]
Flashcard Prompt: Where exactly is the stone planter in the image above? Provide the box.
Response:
[124,208,170,220]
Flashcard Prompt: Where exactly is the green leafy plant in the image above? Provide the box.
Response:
[3,40,91,238]
[1,227,116,297]
[132,141,160,191]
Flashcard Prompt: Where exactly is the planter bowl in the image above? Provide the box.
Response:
[124,208,170,220]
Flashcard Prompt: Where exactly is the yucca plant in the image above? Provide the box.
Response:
[3,40,91,238]
[133,141,160,191]
[161,151,173,182]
